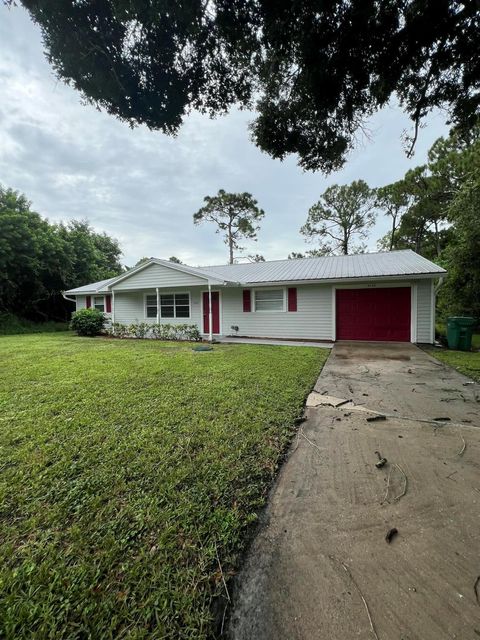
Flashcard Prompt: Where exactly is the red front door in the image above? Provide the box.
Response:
[336,287,411,342]
[203,291,220,334]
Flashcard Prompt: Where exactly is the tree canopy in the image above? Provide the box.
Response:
[301,180,376,255]
[0,185,123,320]
[376,122,480,318]
[20,0,480,171]
[193,189,265,264]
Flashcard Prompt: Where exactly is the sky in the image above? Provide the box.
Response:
[0,5,450,268]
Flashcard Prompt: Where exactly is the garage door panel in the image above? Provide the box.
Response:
[336,288,411,342]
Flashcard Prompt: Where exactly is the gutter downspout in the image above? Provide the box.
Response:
[432,277,444,345]
[62,291,76,303]
[435,276,444,294]
[156,287,160,325]
[112,290,115,324]
[208,283,213,343]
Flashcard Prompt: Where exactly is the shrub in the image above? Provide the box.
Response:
[136,322,202,341]
[128,322,150,339]
[70,308,105,337]
[111,322,129,338]
[106,322,201,341]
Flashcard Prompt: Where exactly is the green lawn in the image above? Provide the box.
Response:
[428,347,480,382]
[0,333,327,639]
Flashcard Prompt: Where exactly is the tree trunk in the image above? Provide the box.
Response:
[434,219,441,257]
[389,214,397,251]
[342,229,348,255]
[228,231,234,264]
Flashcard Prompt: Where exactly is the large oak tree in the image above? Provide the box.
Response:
[18,1,480,172]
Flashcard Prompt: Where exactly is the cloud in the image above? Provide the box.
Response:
[0,5,449,269]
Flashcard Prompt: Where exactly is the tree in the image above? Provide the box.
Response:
[380,123,480,258]
[57,220,123,288]
[193,190,265,264]
[168,256,183,264]
[247,254,265,262]
[19,1,480,172]
[288,248,331,259]
[439,178,480,319]
[0,186,68,318]
[0,184,123,320]
[301,181,376,255]
[375,181,410,251]
[135,257,151,267]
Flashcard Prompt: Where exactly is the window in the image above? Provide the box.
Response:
[145,294,157,319]
[160,293,190,318]
[93,296,105,312]
[254,288,285,312]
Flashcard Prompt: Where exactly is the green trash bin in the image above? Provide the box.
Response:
[447,317,476,351]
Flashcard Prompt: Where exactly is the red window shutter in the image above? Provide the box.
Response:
[287,288,297,312]
[86,295,91,308]
[105,295,112,313]
[242,289,251,312]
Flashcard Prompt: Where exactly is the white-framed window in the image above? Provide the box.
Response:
[160,293,191,319]
[254,288,285,312]
[145,294,157,319]
[93,296,105,312]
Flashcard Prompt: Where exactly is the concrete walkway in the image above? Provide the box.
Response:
[229,342,480,640]
[216,336,333,348]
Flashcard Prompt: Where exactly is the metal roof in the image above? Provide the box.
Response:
[65,277,118,294]
[65,250,445,294]
[197,250,446,283]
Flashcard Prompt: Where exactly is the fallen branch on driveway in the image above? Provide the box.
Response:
[330,556,379,640]
[383,464,408,503]
[392,464,408,502]
[457,433,466,457]
[300,429,323,454]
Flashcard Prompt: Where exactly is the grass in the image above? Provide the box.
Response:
[427,347,480,382]
[0,333,328,639]
[0,313,69,335]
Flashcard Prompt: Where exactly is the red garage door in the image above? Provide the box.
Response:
[336,287,411,342]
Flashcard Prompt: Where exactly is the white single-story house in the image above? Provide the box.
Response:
[64,250,446,344]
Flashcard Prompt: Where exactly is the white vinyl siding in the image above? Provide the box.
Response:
[114,289,201,326]
[222,285,333,340]
[100,279,436,344]
[415,279,434,343]
[112,263,207,291]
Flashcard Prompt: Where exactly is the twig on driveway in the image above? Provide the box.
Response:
[457,433,466,457]
[474,576,480,605]
[382,467,392,504]
[330,556,379,640]
[392,464,408,502]
[300,429,323,455]
[383,464,408,503]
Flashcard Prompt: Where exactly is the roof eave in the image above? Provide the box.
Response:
[235,271,447,287]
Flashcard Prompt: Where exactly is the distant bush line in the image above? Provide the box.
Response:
[0,313,69,335]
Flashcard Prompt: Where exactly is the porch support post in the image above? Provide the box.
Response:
[208,283,213,342]
[111,290,115,324]
[156,287,160,324]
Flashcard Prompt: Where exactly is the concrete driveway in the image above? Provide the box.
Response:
[229,342,480,640]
